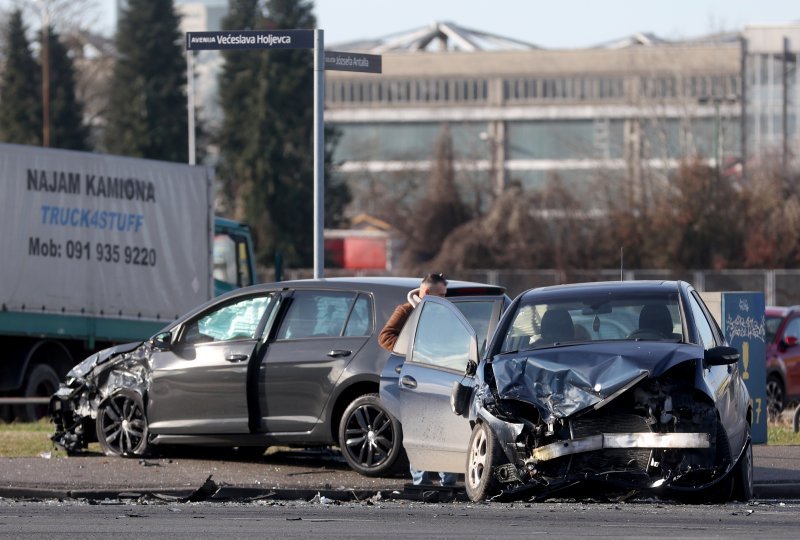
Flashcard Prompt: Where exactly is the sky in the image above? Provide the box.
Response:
[1,0,797,48]
[314,0,799,48]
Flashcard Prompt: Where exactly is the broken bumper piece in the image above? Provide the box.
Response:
[530,432,710,462]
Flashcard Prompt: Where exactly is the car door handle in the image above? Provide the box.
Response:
[400,375,417,389]
[327,349,351,358]
[225,353,249,362]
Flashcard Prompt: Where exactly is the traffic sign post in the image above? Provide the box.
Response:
[185,29,381,279]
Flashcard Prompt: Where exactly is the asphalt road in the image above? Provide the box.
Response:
[1,444,799,501]
[0,498,798,539]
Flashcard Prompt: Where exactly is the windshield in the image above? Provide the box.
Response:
[500,291,683,352]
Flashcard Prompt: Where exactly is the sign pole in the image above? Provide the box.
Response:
[185,30,379,279]
[313,29,324,279]
[187,50,196,165]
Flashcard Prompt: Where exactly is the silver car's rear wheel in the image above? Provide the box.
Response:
[96,390,149,457]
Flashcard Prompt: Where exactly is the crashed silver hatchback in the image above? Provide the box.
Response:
[380,281,753,502]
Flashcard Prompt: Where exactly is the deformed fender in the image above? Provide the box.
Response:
[474,402,524,467]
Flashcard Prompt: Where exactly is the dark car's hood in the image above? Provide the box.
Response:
[489,341,703,421]
[66,341,145,380]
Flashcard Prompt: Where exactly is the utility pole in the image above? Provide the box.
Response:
[740,37,748,182]
[782,36,790,172]
[38,0,50,147]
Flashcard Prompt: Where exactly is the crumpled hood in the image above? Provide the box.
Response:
[66,341,145,380]
[490,341,703,422]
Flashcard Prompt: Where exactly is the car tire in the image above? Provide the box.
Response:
[338,393,404,477]
[465,422,503,502]
[732,428,753,502]
[15,363,61,422]
[766,375,785,419]
[95,390,150,457]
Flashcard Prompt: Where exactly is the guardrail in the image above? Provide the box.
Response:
[0,398,50,405]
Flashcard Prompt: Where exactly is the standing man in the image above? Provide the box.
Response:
[379,272,456,487]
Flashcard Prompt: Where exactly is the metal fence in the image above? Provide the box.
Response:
[283,268,800,306]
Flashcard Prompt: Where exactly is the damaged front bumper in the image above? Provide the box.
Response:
[530,432,710,462]
[49,341,150,454]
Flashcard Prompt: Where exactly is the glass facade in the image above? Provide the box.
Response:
[332,122,489,162]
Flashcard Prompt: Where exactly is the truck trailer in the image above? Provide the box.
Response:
[0,143,256,421]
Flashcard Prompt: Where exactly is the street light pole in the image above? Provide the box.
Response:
[38,0,50,147]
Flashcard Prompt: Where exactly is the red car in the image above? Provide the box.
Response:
[765,306,800,418]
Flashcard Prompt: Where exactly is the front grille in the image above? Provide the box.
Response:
[569,413,652,474]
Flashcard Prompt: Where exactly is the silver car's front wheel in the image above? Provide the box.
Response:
[465,422,501,502]
[95,390,149,457]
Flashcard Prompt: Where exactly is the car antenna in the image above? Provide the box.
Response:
[620,247,624,281]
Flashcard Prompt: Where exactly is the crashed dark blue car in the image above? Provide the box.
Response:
[380,281,753,502]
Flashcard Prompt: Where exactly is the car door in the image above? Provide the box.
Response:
[396,296,477,473]
[256,289,372,433]
[147,293,275,434]
[687,291,747,452]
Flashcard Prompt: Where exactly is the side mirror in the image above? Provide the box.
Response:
[704,345,740,366]
[450,380,472,416]
[151,331,172,352]
[782,335,799,349]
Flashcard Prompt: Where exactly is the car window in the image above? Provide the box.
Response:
[343,294,372,337]
[765,315,783,344]
[500,292,681,352]
[276,290,357,340]
[688,292,717,349]
[182,295,272,344]
[452,300,497,357]
[410,301,472,372]
[784,318,800,342]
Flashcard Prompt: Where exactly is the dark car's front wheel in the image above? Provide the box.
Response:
[338,393,404,477]
[96,390,150,457]
[465,422,502,502]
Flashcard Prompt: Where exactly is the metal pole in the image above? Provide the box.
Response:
[40,1,50,147]
[313,29,325,279]
[783,37,790,172]
[740,37,748,181]
[187,49,196,165]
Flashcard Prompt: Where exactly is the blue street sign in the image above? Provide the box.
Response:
[186,30,314,51]
[721,292,768,444]
[325,51,382,73]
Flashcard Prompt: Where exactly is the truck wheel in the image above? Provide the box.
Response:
[338,393,404,477]
[96,390,150,457]
[16,363,61,422]
[465,422,502,502]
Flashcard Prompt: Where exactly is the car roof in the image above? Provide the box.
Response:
[229,277,506,296]
[521,280,683,301]
[766,306,798,317]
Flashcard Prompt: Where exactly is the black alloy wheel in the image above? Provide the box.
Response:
[338,393,404,477]
[766,375,785,419]
[95,390,149,457]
